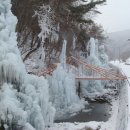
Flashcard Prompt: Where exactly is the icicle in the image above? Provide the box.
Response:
[89,37,96,56]
[73,35,76,50]
[95,39,99,57]
[60,39,67,69]
[98,44,109,67]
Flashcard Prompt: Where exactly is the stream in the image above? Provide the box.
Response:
[55,102,111,123]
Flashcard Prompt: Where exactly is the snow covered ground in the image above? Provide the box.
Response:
[110,61,130,130]
[46,122,102,130]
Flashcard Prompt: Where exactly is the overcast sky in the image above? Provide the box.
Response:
[95,0,130,33]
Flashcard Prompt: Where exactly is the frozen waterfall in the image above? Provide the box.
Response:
[73,35,76,50]
[0,0,55,130]
[87,37,101,66]
[60,39,67,69]
[48,40,85,120]
[80,38,103,95]
[98,45,109,67]
[89,37,96,57]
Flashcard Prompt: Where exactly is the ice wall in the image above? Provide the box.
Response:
[0,0,55,130]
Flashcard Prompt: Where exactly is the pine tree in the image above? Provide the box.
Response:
[11,0,106,64]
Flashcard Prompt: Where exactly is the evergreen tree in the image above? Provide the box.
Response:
[11,0,106,64]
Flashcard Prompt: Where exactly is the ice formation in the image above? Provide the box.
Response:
[87,38,101,65]
[73,35,76,50]
[80,38,103,95]
[60,39,67,69]
[98,45,109,67]
[48,40,85,119]
[95,39,99,57]
[0,0,55,130]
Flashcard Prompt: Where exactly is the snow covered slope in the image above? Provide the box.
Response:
[110,61,129,130]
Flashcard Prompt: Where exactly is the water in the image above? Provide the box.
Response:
[55,102,111,123]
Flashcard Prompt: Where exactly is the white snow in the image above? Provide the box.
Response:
[46,122,102,130]
[110,61,130,130]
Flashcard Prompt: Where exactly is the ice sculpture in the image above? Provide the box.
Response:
[0,1,55,130]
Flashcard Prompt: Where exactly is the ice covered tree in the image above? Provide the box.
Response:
[0,0,55,129]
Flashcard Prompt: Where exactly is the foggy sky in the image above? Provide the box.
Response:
[96,0,130,33]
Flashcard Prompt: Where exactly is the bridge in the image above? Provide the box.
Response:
[37,56,127,80]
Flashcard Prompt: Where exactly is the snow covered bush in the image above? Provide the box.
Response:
[0,0,55,129]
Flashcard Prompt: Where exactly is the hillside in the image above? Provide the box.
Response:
[106,30,130,61]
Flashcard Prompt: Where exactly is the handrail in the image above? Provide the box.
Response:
[38,55,127,80]
[68,56,127,80]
